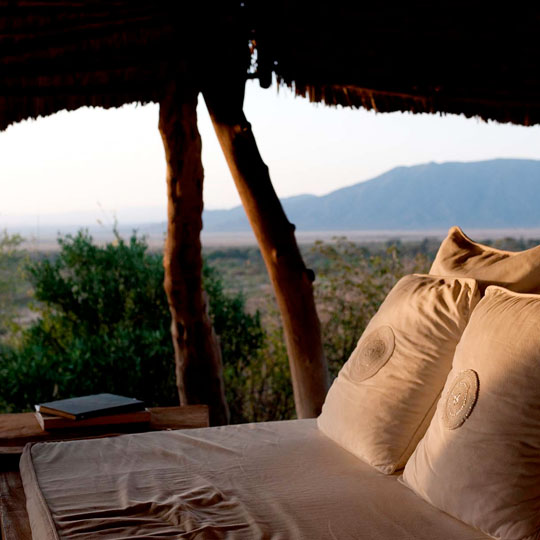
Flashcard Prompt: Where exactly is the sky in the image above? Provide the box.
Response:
[1,80,540,226]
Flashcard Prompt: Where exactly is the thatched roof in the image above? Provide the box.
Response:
[0,2,188,131]
[254,2,540,125]
[1,1,539,131]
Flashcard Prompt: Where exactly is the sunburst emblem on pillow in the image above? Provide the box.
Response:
[349,325,395,382]
[443,369,479,429]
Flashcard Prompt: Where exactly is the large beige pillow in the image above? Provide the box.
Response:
[430,226,540,293]
[403,286,540,540]
[317,274,480,474]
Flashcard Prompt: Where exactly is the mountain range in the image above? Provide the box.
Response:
[202,159,540,231]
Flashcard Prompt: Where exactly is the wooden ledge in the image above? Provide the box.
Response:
[0,405,209,457]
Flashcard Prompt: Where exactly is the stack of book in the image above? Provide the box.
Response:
[34,393,149,431]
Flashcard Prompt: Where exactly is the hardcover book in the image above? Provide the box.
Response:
[35,393,145,420]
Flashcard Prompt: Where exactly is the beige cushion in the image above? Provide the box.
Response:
[430,226,540,293]
[317,274,480,474]
[403,286,540,540]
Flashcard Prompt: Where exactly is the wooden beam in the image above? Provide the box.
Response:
[159,83,229,426]
[203,89,329,419]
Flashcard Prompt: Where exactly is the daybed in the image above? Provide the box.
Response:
[18,227,540,540]
[20,419,487,540]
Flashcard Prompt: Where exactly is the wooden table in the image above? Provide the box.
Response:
[0,405,209,539]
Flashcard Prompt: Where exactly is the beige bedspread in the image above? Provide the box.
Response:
[20,419,488,539]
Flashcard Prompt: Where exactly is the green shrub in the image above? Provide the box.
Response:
[0,231,266,421]
[311,237,430,377]
[0,231,28,342]
[204,263,295,422]
[1,231,176,410]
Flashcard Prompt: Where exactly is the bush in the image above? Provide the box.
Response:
[1,231,176,411]
[311,237,430,377]
[0,231,266,420]
[205,263,295,422]
[0,231,28,342]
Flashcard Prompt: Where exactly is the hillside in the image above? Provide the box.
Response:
[202,159,540,231]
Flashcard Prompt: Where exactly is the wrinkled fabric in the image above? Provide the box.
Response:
[21,419,487,539]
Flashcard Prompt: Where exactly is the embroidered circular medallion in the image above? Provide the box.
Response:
[443,369,479,430]
[348,326,395,381]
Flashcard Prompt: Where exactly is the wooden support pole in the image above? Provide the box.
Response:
[204,90,329,419]
[159,83,229,426]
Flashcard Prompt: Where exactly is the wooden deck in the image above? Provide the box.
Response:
[0,469,30,539]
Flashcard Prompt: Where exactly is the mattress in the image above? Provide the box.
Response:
[20,419,488,539]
